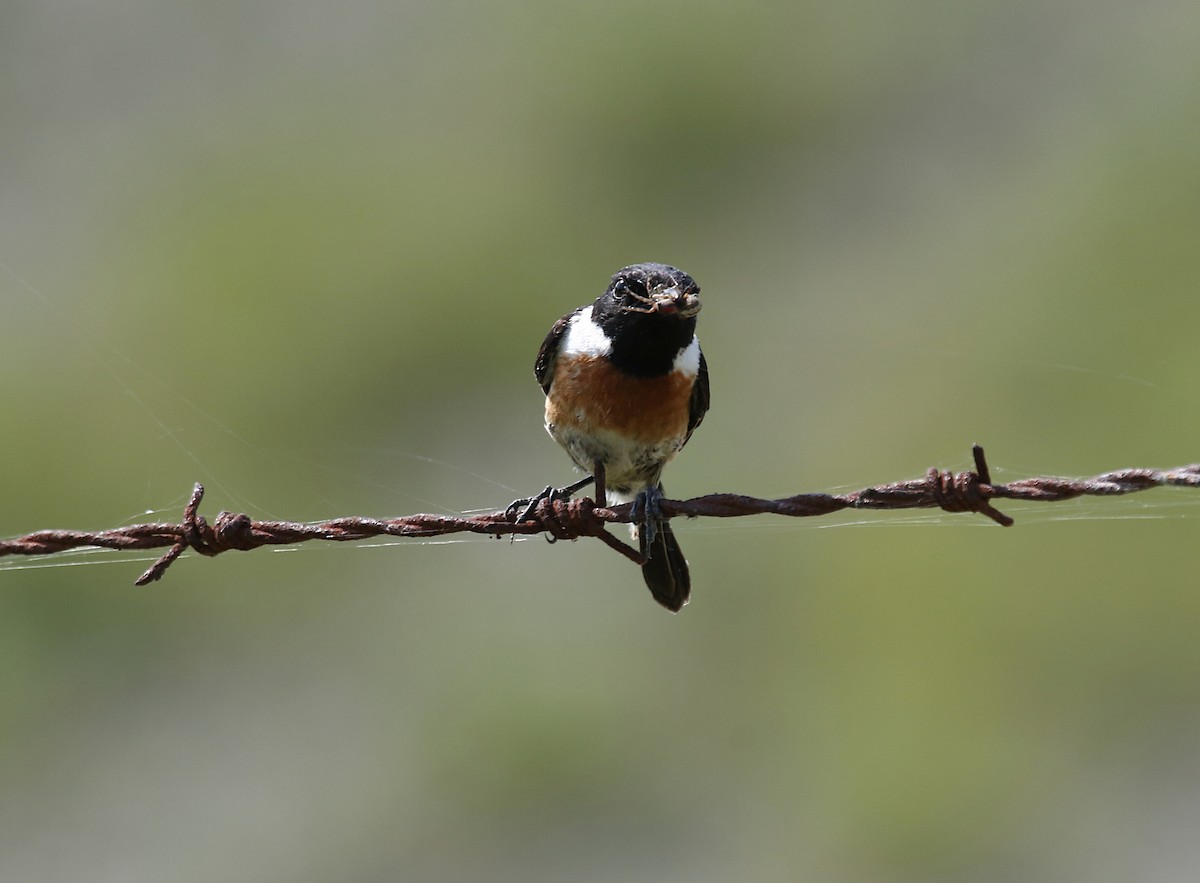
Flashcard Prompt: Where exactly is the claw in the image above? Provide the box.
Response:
[505,485,553,523]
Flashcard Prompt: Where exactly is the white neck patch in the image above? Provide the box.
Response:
[672,335,701,376]
[560,306,612,357]
[561,305,701,375]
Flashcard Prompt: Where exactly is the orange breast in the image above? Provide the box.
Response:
[545,355,694,443]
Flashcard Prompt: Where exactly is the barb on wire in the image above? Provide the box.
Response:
[1,446,1196,585]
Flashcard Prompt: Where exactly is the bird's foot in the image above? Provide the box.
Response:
[630,485,666,553]
[505,475,595,524]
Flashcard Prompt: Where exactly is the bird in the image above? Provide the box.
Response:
[527,262,709,612]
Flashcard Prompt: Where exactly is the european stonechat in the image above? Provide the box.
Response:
[528,262,709,611]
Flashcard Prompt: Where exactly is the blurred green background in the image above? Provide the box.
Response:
[3,1,1199,880]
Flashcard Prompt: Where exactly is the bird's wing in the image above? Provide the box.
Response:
[534,308,580,394]
[684,348,709,445]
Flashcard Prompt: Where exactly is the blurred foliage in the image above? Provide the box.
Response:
[3,0,1200,880]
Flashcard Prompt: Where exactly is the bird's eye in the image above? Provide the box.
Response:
[622,279,647,298]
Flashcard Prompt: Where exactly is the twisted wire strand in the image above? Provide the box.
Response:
[2,446,1196,585]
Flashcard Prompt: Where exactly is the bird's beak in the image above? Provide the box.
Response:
[652,288,701,318]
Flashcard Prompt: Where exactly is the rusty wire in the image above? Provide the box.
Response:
[1,446,1196,586]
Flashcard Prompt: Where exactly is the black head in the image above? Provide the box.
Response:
[591,262,701,377]
[596,263,701,321]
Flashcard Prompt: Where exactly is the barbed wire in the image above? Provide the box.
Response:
[1,446,1196,585]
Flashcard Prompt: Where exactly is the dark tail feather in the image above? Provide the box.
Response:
[640,520,691,612]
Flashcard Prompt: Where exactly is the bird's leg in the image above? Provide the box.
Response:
[592,461,607,509]
[506,474,595,523]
